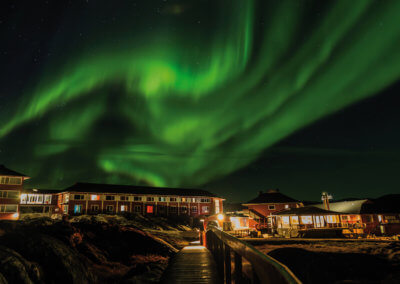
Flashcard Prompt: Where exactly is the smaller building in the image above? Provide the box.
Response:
[242,189,302,231]
[0,165,29,220]
[274,206,342,238]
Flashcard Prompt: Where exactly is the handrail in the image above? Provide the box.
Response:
[206,228,302,284]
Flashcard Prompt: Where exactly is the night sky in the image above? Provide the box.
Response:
[1,0,400,202]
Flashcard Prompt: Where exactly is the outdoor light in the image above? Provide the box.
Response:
[12,213,19,219]
[217,214,224,221]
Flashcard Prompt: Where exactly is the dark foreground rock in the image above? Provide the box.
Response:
[0,216,184,283]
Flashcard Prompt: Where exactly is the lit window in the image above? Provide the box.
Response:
[0,205,18,213]
[74,205,82,214]
[159,197,166,202]
[120,205,127,212]
[181,198,187,202]
[0,177,22,185]
[284,204,289,209]
[301,216,313,224]
[146,205,154,213]
[44,195,52,204]
[202,206,209,213]
[378,215,383,222]
[91,195,100,201]
[290,216,299,224]
[268,205,275,210]
[214,200,220,214]
[20,194,27,204]
[282,216,290,225]
[181,206,188,213]
[327,215,337,223]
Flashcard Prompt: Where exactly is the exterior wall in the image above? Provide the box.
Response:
[246,202,300,218]
[0,178,24,220]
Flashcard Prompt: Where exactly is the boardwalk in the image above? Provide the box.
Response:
[161,245,220,284]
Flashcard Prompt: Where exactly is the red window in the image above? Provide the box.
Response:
[146,205,154,214]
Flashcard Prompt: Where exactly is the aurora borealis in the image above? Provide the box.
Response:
[1,0,400,200]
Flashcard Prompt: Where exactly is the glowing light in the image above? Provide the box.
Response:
[1,1,400,188]
[217,214,224,221]
[12,213,19,219]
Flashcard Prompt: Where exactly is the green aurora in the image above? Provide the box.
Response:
[1,0,400,189]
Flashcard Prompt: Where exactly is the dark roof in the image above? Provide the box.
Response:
[23,189,62,194]
[0,165,28,177]
[244,189,298,204]
[63,182,219,197]
[274,206,339,216]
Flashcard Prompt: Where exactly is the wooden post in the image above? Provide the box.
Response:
[224,244,231,284]
[234,252,242,283]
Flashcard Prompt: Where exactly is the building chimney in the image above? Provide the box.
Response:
[321,192,331,210]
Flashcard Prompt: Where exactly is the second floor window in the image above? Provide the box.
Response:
[134,196,142,201]
[268,205,275,210]
[146,197,154,202]
[106,195,115,201]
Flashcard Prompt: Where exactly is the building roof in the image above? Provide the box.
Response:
[274,206,339,216]
[313,199,371,214]
[63,182,220,197]
[0,165,28,178]
[243,189,299,204]
[23,189,62,194]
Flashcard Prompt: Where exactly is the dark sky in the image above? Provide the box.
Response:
[1,0,400,203]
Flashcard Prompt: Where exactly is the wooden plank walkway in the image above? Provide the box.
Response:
[160,245,220,284]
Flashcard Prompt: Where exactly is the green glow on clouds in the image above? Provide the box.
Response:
[1,0,400,188]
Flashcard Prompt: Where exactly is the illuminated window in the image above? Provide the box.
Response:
[0,190,19,199]
[284,204,289,209]
[215,200,220,214]
[74,205,82,214]
[290,216,299,224]
[0,205,18,213]
[341,215,349,221]
[202,206,209,214]
[301,216,313,224]
[268,205,275,210]
[378,215,383,222]
[91,195,100,201]
[146,205,154,213]
[120,205,127,212]
[0,177,22,185]
[282,216,290,225]
[181,206,188,214]
[159,197,167,202]
[327,215,338,223]
[20,194,27,204]
[44,195,52,204]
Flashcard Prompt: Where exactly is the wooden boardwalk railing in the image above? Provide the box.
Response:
[206,228,302,284]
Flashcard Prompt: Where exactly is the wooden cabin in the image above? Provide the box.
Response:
[274,206,342,238]
[242,189,302,231]
[0,165,29,220]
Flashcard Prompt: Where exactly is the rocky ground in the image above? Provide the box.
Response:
[252,239,400,284]
[0,214,199,284]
